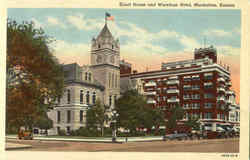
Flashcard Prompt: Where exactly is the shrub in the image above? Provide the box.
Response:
[58,129,66,136]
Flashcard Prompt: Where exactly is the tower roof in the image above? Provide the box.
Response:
[97,24,114,41]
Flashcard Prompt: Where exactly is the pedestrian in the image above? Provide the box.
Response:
[125,137,128,143]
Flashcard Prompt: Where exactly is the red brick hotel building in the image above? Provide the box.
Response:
[120,46,240,127]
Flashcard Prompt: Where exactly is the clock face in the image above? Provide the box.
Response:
[96,55,102,63]
[110,56,115,64]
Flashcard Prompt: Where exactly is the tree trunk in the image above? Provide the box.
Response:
[101,126,104,137]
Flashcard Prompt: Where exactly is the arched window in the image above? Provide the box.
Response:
[89,73,91,81]
[115,75,117,88]
[112,73,114,88]
[80,90,83,104]
[92,92,96,104]
[98,44,101,48]
[85,72,88,81]
[109,73,111,88]
[67,89,70,104]
[109,95,112,106]
[86,91,90,105]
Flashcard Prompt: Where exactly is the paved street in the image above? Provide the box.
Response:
[6,138,239,152]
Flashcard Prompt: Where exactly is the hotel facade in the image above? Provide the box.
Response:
[121,46,240,127]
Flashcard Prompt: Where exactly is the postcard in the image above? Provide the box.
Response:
[1,0,249,160]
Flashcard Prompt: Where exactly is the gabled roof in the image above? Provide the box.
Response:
[97,24,114,41]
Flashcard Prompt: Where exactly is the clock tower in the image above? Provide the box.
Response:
[90,23,120,108]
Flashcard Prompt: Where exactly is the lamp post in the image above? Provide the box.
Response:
[112,110,119,142]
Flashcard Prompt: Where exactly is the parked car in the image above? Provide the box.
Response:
[18,130,33,140]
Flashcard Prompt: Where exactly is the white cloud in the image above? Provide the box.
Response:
[47,17,67,29]
[49,40,90,65]
[203,29,232,37]
[66,14,103,31]
[179,35,201,51]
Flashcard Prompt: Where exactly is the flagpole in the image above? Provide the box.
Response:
[105,13,107,25]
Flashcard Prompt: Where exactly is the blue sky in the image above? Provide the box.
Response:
[8,8,241,102]
[8,8,241,69]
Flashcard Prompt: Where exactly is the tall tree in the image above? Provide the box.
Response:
[184,117,201,131]
[86,99,110,136]
[115,89,165,134]
[6,19,64,130]
[166,105,184,130]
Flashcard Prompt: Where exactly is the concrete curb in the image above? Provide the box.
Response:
[6,136,238,144]
[6,143,32,150]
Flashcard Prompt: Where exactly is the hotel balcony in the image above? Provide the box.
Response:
[147,100,156,104]
[216,105,225,110]
[217,77,225,83]
[167,89,179,94]
[167,80,179,85]
[226,90,233,95]
[217,97,225,101]
[217,87,225,93]
[229,105,235,110]
[226,82,232,86]
[167,98,180,103]
[145,82,157,87]
[144,91,157,96]
[226,99,233,104]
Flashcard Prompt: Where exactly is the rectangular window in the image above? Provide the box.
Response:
[221,114,225,120]
[192,75,200,80]
[183,94,190,100]
[80,90,83,104]
[192,85,200,90]
[204,75,213,80]
[67,126,70,133]
[57,111,61,123]
[217,114,220,119]
[80,110,83,122]
[192,94,200,99]
[67,110,71,123]
[67,89,71,104]
[204,93,214,99]
[109,95,112,106]
[204,103,213,109]
[183,85,191,90]
[205,112,212,119]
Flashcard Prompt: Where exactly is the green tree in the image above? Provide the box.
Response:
[184,117,201,131]
[166,105,184,130]
[86,99,110,136]
[6,19,64,131]
[115,89,165,134]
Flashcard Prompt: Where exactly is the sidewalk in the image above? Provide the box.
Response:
[6,135,164,143]
[6,142,32,150]
[6,135,238,144]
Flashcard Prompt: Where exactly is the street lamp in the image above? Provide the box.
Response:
[112,110,119,142]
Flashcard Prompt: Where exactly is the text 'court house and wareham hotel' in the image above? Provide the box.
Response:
[47,20,240,135]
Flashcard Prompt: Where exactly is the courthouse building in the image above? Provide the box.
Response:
[48,23,120,134]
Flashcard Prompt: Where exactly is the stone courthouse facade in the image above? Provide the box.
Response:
[48,23,120,134]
